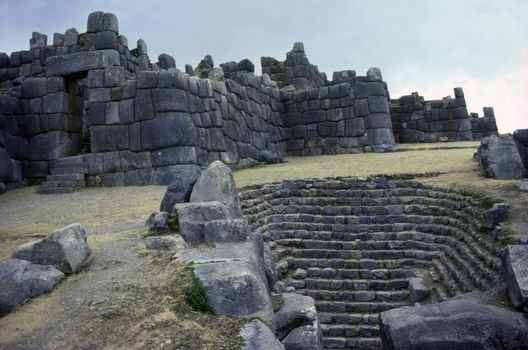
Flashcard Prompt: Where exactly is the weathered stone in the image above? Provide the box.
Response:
[63,28,78,46]
[175,241,273,323]
[157,53,176,70]
[281,325,322,350]
[235,59,255,73]
[29,32,47,49]
[367,67,383,81]
[379,294,528,350]
[273,293,321,342]
[514,179,528,193]
[46,50,120,77]
[145,211,170,232]
[151,147,198,167]
[408,277,429,304]
[95,31,118,50]
[12,223,91,274]
[140,113,197,150]
[190,160,242,218]
[203,218,251,245]
[152,164,201,186]
[502,245,528,312]
[482,203,509,229]
[477,135,525,179]
[22,78,46,98]
[152,89,188,112]
[144,235,186,250]
[0,258,65,316]
[240,319,285,350]
[173,201,230,243]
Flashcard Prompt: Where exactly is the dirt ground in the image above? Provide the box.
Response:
[0,141,527,349]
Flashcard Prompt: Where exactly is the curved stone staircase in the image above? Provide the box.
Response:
[240,177,503,350]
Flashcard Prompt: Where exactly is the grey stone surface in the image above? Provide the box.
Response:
[158,53,176,70]
[379,294,528,350]
[502,245,528,312]
[46,50,120,77]
[514,179,528,193]
[175,241,273,323]
[12,223,91,274]
[203,218,251,245]
[408,277,429,304]
[144,235,186,250]
[140,113,197,150]
[240,319,285,350]
[0,258,65,316]
[159,166,201,212]
[482,202,509,229]
[477,135,525,179]
[173,201,230,243]
[281,325,322,350]
[145,211,169,232]
[190,160,242,218]
[273,293,321,341]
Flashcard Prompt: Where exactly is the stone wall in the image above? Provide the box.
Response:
[78,68,285,186]
[0,93,23,187]
[281,76,395,155]
[390,88,498,143]
[262,42,327,90]
[470,107,499,140]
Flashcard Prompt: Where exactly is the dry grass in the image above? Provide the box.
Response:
[234,145,479,188]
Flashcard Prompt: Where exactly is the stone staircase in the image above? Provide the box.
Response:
[240,178,503,350]
[37,156,87,194]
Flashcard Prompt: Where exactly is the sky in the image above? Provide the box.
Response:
[0,0,527,133]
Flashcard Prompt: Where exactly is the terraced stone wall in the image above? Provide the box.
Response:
[240,177,502,350]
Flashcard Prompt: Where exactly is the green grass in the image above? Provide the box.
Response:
[184,267,214,313]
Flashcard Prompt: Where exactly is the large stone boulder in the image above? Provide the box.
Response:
[173,201,230,244]
[240,319,285,350]
[159,167,201,212]
[272,293,323,350]
[190,161,242,217]
[175,240,273,324]
[476,135,525,179]
[0,258,65,316]
[502,245,528,312]
[482,202,509,229]
[379,294,528,350]
[12,223,91,274]
[203,218,251,245]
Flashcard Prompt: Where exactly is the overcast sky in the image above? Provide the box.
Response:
[1,0,526,133]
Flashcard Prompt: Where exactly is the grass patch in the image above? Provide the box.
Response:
[184,266,214,313]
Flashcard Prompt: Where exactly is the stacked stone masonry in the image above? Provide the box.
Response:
[240,177,502,350]
[390,89,498,143]
[0,12,498,189]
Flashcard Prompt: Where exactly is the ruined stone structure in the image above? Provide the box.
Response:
[0,12,499,193]
[240,177,507,349]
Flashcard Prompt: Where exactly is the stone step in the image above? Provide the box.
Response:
[316,300,407,313]
[323,336,382,350]
[301,278,409,291]
[40,180,85,188]
[51,155,85,165]
[37,187,75,194]
[289,248,437,261]
[432,259,463,298]
[318,312,379,326]
[289,257,435,270]
[276,238,438,251]
[46,173,85,182]
[50,165,88,175]
[302,267,416,280]
[322,324,380,338]
[267,212,473,227]
[267,195,474,211]
[301,289,409,303]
